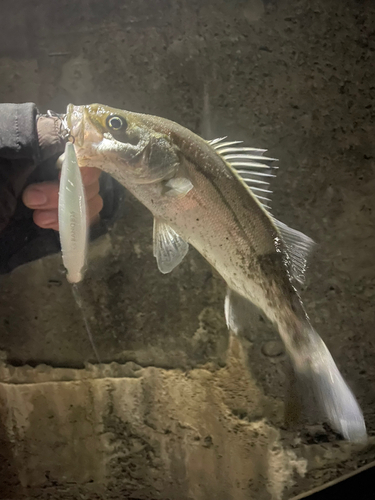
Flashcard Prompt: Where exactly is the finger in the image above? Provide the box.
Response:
[33,194,104,230]
[85,180,100,202]
[87,194,104,224]
[23,182,55,209]
[80,167,101,186]
[33,208,59,230]
[23,179,100,211]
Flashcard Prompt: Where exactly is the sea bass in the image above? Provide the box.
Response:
[66,103,366,442]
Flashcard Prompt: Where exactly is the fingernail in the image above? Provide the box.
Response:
[24,189,47,207]
[38,210,57,226]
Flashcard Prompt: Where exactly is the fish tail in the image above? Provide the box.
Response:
[281,322,366,442]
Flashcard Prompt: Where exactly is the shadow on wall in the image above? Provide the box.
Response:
[293,461,375,500]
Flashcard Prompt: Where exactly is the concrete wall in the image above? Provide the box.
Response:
[0,0,375,498]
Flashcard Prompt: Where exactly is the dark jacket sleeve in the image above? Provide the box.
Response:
[0,103,40,234]
[0,103,66,235]
[0,103,39,160]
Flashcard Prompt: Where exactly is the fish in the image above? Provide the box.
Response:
[66,103,367,442]
[58,141,88,283]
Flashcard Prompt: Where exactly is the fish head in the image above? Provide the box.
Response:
[66,103,179,186]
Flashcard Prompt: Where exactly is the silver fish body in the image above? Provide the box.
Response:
[58,141,88,283]
[67,103,366,442]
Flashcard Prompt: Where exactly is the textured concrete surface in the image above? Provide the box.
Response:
[0,344,303,500]
[0,346,373,500]
[0,0,375,498]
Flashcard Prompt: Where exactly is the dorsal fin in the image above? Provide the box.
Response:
[208,137,314,284]
[208,136,278,209]
[272,217,315,284]
[208,136,228,146]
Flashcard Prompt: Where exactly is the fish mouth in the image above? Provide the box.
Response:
[66,104,103,150]
[67,104,85,147]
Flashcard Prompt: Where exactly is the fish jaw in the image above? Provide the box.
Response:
[67,104,85,147]
[67,104,105,168]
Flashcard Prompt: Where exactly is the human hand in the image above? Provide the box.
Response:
[22,167,103,231]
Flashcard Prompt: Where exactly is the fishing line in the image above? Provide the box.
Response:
[72,283,101,364]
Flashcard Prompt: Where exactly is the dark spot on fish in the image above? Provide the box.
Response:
[196,218,199,221]
[257,252,286,281]
[256,252,302,314]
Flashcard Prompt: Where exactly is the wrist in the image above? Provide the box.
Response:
[36,114,66,162]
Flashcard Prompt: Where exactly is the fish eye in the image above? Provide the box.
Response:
[107,115,127,131]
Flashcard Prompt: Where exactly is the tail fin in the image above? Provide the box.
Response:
[288,326,366,443]
[224,287,366,442]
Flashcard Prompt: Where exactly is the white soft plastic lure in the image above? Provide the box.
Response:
[58,142,88,283]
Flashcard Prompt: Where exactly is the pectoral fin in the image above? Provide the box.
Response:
[163,177,193,198]
[153,218,189,274]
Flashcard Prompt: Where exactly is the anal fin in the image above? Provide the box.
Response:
[224,288,255,335]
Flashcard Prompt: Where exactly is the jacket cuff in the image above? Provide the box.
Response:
[0,103,39,161]
[37,115,66,162]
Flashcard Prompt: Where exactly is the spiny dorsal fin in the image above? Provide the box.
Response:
[208,136,228,146]
[209,137,314,284]
[208,136,278,209]
[272,216,315,284]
